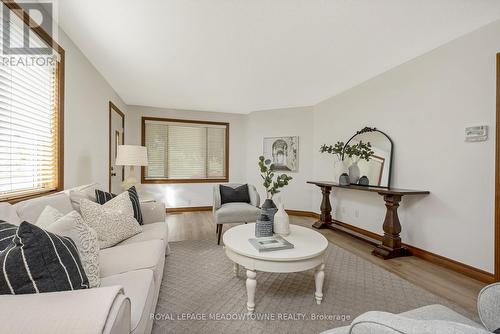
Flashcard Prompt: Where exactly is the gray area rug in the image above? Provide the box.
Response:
[152,239,472,334]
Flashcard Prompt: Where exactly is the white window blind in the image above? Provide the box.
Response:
[0,4,61,200]
[143,119,228,181]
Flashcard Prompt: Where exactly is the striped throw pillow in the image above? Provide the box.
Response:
[0,221,89,295]
[95,186,143,225]
[0,221,17,252]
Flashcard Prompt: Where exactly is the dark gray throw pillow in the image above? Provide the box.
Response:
[0,221,17,252]
[220,184,251,205]
[0,222,89,295]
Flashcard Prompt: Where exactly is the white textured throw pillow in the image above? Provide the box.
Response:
[80,192,142,249]
[35,205,63,228]
[38,207,101,288]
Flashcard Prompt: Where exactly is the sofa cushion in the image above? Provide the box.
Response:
[35,205,64,227]
[320,304,484,334]
[215,202,261,224]
[64,183,101,201]
[0,222,89,294]
[66,183,101,212]
[100,269,155,334]
[14,192,73,223]
[119,222,168,246]
[401,304,483,328]
[348,310,489,334]
[80,193,142,249]
[99,240,165,284]
[0,203,21,225]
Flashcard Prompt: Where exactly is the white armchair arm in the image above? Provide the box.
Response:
[0,286,130,334]
[140,201,166,224]
[478,282,500,332]
[248,184,260,208]
[213,185,222,213]
[349,311,489,334]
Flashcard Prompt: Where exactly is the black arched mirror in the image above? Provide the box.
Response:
[342,127,393,188]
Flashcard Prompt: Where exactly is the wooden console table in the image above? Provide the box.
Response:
[307,181,429,259]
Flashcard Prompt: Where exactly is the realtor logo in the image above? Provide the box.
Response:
[2,2,53,55]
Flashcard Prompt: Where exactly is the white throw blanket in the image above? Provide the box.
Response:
[0,286,125,334]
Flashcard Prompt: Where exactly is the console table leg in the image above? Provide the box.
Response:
[312,185,333,229]
[246,269,256,313]
[372,194,410,259]
[314,263,325,304]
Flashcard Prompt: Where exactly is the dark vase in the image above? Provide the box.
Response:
[255,214,273,237]
[261,199,278,223]
[358,176,369,186]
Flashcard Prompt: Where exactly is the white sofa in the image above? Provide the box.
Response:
[0,184,169,334]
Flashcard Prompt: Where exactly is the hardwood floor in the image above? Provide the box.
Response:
[166,211,487,316]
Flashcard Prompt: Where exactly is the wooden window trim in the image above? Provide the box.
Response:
[141,116,229,184]
[1,0,65,203]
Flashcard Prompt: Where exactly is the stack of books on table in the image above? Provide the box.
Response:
[248,235,294,252]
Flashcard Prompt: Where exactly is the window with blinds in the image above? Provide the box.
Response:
[0,2,64,201]
[142,118,229,183]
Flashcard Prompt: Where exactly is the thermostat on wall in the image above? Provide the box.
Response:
[465,125,488,142]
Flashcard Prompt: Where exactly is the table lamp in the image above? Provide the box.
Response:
[115,145,148,190]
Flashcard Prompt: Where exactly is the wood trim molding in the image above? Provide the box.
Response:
[108,102,125,192]
[285,210,495,283]
[164,206,495,282]
[495,53,500,281]
[140,116,230,184]
[334,215,494,283]
[285,209,316,217]
[0,0,64,202]
[167,206,213,213]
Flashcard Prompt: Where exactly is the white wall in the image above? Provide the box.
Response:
[126,106,247,208]
[57,28,128,189]
[245,107,314,211]
[313,20,500,273]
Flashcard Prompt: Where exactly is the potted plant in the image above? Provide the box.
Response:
[320,141,347,181]
[258,156,293,222]
[344,141,374,183]
[320,141,374,184]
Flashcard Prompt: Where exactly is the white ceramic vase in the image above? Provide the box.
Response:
[348,160,360,184]
[273,203,290,236]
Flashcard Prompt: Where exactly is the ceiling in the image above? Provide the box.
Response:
[57,0,500,114]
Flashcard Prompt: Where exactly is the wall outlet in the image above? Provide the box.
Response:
[354,209,359,218]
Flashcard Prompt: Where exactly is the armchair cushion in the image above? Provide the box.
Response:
[220,184,251,205]
[214,202,261,224]
[349,311,490,334]
[478,283,500,332]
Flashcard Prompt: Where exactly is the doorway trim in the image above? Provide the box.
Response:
[109,101,125,192]
[496,53,500,281]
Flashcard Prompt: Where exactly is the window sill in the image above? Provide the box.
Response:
[142,178,229,184]
[1,189,61,204]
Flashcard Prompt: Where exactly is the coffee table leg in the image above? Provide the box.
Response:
[314,263,325,304]
[233,263,239,277]
[246,269,256,313]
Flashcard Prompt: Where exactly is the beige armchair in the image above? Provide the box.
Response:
[213,184,261,245]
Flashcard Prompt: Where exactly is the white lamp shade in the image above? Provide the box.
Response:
[115,145,148,166]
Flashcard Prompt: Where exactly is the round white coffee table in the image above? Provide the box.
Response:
[223,223,328,313]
